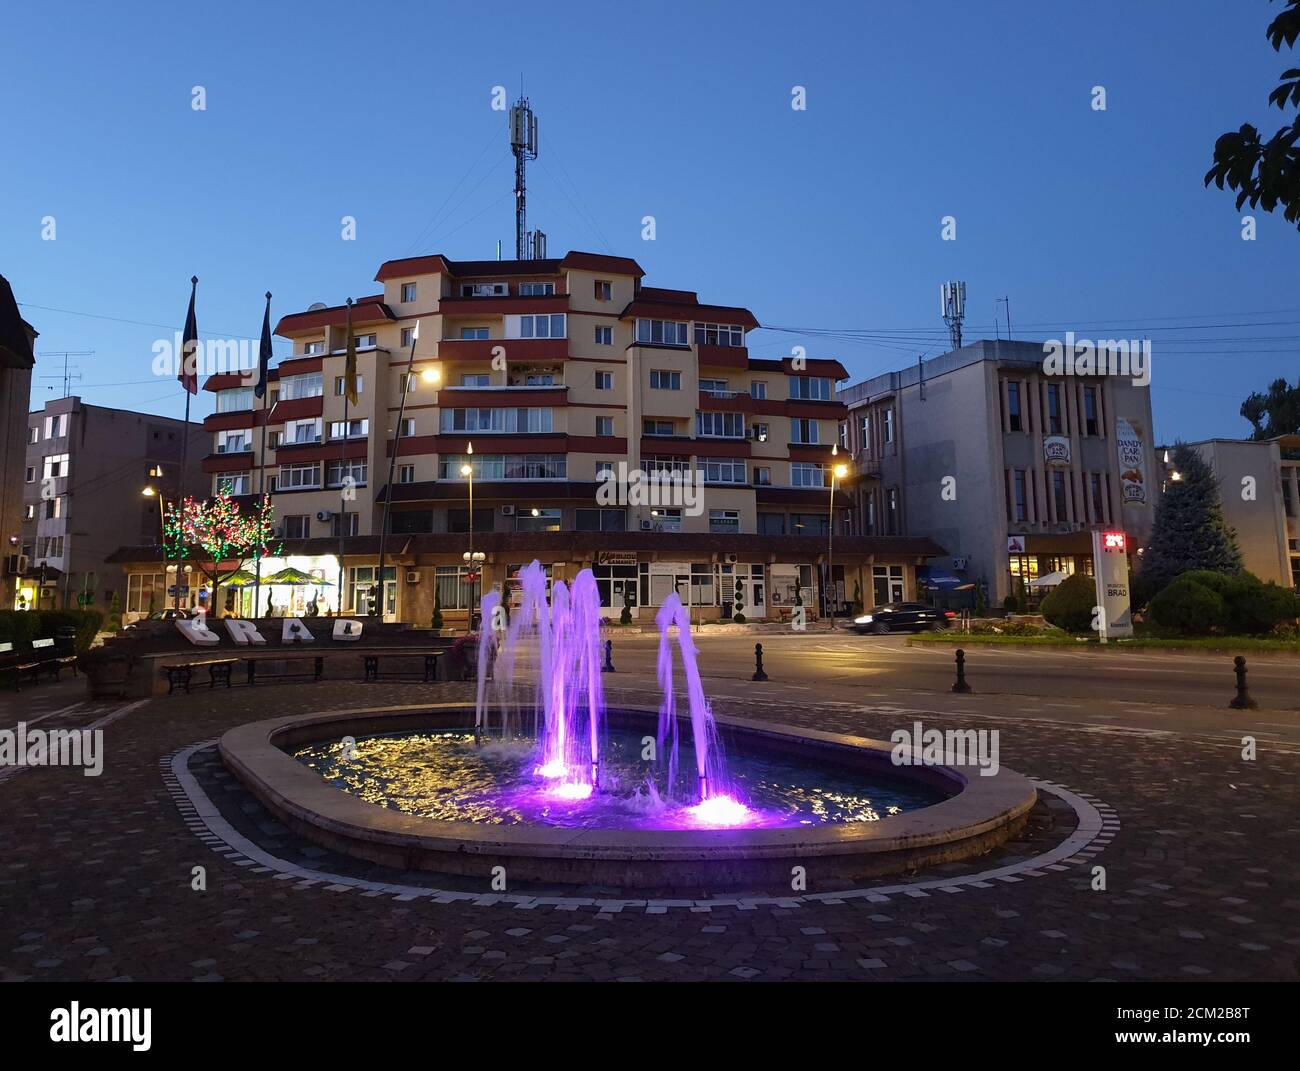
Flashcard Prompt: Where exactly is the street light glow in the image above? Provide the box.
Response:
[460,464,473,477]
[420,366,441,383]
[833,464,848,479]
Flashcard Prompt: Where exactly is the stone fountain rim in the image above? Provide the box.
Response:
[218,703,1037,862]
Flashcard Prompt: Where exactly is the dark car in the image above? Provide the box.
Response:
[124,608,193,630]
[851,602,954,634]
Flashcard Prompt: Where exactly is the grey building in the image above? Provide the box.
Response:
[19,396,207,611]
[1,275,37,610]
[839,340,1160,606]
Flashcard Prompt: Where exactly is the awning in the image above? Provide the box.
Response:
[917,567,975,591]
[1029,570,1071,589]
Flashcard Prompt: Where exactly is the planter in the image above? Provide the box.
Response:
[79,651,135,700]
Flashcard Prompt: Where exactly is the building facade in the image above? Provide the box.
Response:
[116,250,941,623]
[0,275,37,611]
[839,340,1160,606]
[1158,436,1300,589]
[18,397,207,611]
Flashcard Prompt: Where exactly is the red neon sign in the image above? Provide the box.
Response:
[1103,531,1126,550]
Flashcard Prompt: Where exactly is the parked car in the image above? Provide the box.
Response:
[851,602,955,634]
[124,608,193,630]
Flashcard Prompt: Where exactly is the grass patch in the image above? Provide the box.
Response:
[911,631,1300,653]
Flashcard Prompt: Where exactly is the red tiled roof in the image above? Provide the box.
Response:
[275,297,394,336]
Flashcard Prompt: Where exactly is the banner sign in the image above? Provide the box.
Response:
[1116,418,1147,504]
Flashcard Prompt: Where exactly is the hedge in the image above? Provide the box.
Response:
[1150,570,1298,636]
[0,610,106,653]
[1040,573,1096,633]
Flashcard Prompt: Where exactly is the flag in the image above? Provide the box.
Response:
[254,291,272,399]
[179,276,199,394]
[343,299,358,406]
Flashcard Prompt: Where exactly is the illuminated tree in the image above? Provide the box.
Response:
[165,491,280,615]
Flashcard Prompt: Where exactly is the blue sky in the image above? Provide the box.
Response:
[2,0,1296,441]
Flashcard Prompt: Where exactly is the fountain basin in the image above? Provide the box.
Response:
[219,703,1037,889]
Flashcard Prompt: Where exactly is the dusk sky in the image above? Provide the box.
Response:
[3,0,1296,442]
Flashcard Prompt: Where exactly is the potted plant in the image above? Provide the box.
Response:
[450,633,480,681]
[78,645,136,699]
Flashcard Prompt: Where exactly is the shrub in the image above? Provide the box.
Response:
[431,586,444,630]
[1002,595,1019,612]
[1148,576,1227,635]
[620,589,634,626]
[1178,569,1299,634]
[1040,573,1096,633]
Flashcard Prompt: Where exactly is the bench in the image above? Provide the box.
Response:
[164,657,240,695]
[359,651,442,683]
[0,642,19,691]
[19,637,79,686]
[246,655,324,686]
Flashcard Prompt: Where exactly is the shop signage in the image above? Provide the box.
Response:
[1115,418,1147,504]
[1007,535,1026,554]
[176,617,366,647]
[1043,435,1071,465]
[597,551,637,566]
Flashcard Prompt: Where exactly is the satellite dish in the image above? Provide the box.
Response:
[307,302,327,311]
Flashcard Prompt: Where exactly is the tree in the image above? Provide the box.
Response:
[1205,1,1300,230]
[1241,376,1300,438]
[166,491,279,617]
[431,584,444,630]
[1137,444,1243,594]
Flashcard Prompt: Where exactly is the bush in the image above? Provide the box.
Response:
[1040,573,1096,633]
[0,610,104,652]
[1148,576,1227,635]
[1177,570,1298,634]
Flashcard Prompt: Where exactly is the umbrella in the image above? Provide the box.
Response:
[221,569,258,587]
[263,567,333,586]
[1029,570,1070,589]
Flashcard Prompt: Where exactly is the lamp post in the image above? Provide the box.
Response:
[827,446,849,630]
[460,441,480,629]
[142,483,180,611]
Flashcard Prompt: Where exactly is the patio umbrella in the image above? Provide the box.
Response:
[1029,570,1070,589]
[221,569,258,587]
[263,567,333,586]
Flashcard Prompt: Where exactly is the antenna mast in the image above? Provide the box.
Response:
[509,96,539,260]
[940,282,966,350]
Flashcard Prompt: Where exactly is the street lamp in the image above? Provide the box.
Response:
[143,485,181,611]
[827,446,849,630]
[461,441,479,629]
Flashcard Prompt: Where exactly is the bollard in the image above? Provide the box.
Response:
[1228,655,1258,710]
[752,642,769,682]
[602,639,615,673]
[951,648,972,693]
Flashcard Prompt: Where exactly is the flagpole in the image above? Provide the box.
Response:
[176,275,198,613]
[336,299,353,615]
[253,291,272,621]
[377,320,419,622]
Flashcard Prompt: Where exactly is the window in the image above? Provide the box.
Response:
[693,323,744,347]
[642,419,675,437]
[28,426,38,444]
[398,464,416,484]
[642,456,690,475]
[440,408,553,434]
[524,373,555,386]
[519,313,566,338]
[44,413,69,439]
[1011,470,1028,522]
[280,372,323,400]
[460,327,489,340]
[1047,384,1063,434]
[515,507,562,533]
[709,509,740,535]
[42,453,70,479]
[434,566,473,609]
[216,473,250,496]
[401,282,417,303]
[329,418,368,439]
[216,387,254,412]
[791,513,828,535]
[839,422,849,449]
[326,459,367,487]
[24,466,35,483]
[698,411,745,438]
[636,320,689,346]
[575,508,626,532]
[283,515,310,539]
[355,333,377,349]
[461,282,507,297]
[23,504,35,520]
[1083,386,1099,436]
[596,416,614,437]
[595,370,613,390]
[267,431,282,449]
[790,418,820,444]
[1007,381,1023,432]
[595,326,613,346]
[1052,470,1069,520]
[332,513,360,537]
[884,408,894,443]
[648,508,682,532]
[279,463,320,490]
[126,573,167,614]
[520,282,555,296]
[303,341,324,355]
[751,380,767,399]
[886,488,899,534]
[791,462,828,488]
[286,418,322,444]
[594,280,612,301]
[36,535,65,558]
[400,327,415,348]
[858,414,871,453]
[399,372,420,393]
[758,513,785,535]
[217,431,248,454]
[391,511,433,534]
[699,378,729,396]
[790,377,831,401]
[438,454,567,480]
[650,369,681,390]
[1090,472,1105,523]
[753,465,771,486]
[702,458,747,484]
[751,421,769,442]
[461,373,490,386]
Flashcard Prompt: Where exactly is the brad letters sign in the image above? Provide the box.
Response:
[175,617,366,646]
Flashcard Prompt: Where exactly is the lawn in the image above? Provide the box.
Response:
[910,630,1300,654]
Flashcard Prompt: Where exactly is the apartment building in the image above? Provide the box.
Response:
[1,274,37,611]
[1158,436,1300,589]
[17,397,207,611]
[114,250,941,623]
[839,340,1159,606]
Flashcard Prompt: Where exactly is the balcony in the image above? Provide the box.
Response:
[695,343,749,370]
[438,294,568,317]
[698,389,755,413]
[436,337,569,362]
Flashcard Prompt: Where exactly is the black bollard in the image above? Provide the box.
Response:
[952,648,972,693]
[602,639,615,673]
[1228,655,1258,710]
[752,642,769,682]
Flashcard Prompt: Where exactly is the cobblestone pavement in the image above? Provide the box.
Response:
[1,680,1298,982]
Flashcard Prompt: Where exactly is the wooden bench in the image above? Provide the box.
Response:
[20,637,78,685]
[0,642,20,691]
[359,651,442,683]
[245,655,324,686]
[164,657,240,695]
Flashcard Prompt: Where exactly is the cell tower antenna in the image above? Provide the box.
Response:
[940,281,966,351]
[509,95,539,260]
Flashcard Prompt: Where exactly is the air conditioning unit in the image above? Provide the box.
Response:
[501,505,516,516]
[723,553,739,564]
[4,553,28,576]
[641,520,653,531]
[405,570,420,584]
[316,510,333,522]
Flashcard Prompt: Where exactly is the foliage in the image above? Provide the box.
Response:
[1205,1,1300,230]
[620,587,634,626]
[852,579,863,616]
[1040,573,1097,633]
[733,581,746,623]
[431,585,444,630]
[167,492,280,611]
[1177,569,1299,634]
[974,581,986,617]
[1148,576,1228,636]
[0,610,105,653]
[108,591,122,629]
[1241,377,1300,438]
[1136,443,1243,594]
